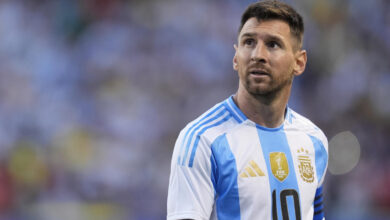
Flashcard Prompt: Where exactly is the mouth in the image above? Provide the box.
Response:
[249,70,269,76]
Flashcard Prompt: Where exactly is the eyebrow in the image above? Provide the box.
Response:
[240,32,284,44]
[240,32,257,39]
[266,35,284,44]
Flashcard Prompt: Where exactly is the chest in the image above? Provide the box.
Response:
[234,130,317,184]
[216,129,319,214]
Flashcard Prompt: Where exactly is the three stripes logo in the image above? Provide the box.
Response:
[240,160,265,178]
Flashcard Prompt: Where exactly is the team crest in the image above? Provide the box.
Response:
[270,152,289,182]
[297,148,314,183]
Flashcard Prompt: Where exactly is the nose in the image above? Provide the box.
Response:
[251,42,267,63]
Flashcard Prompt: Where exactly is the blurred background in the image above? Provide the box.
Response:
[0,0,389,219]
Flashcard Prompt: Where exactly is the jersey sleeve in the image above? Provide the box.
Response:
[317,132,328,186]
[167,130,215,220]
[312,130,328,220]
[307,128,328,186]
[313,185,324,220]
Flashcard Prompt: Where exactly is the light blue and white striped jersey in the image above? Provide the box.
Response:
[167,96,328,220]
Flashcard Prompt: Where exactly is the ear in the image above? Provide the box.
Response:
[233,44,238,71]
[293,49,307,76]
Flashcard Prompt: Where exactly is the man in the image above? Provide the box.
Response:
[167,1,328,220]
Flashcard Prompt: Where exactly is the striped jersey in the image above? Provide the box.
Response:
[167,96,328,220]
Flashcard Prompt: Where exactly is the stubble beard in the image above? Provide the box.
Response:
[244,70,294,101]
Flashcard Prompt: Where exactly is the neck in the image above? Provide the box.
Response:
[234,85,291,128]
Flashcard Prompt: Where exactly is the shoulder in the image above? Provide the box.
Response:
[179,98,244,144]
[214,120,257,144]
[174,97,245,167]
[287,108,329,185]
[210,120,257,155]
[286,108,327,144]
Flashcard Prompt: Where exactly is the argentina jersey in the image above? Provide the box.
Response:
[168,96,246,220]
[167,98,328,220]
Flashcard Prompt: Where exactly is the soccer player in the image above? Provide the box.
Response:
[167,1,328,220]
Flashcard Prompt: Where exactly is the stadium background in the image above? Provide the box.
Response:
[0,0,389,219]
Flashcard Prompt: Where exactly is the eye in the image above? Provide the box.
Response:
[267,41,280,49]
[243,38,256,47]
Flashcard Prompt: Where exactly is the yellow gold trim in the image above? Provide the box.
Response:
[249,160,265,176]
[240,172,249,178]
[245,167,257,177]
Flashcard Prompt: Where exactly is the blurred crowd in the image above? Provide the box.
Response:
[0,0,389,219]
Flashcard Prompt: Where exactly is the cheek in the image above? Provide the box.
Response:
[272,55,294,70]
[234,56,242,70]
[237,49,251,61]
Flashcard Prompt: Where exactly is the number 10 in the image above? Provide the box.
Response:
[272,189,301,220]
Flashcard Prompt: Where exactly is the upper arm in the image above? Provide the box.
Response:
[167,132,215,220]
[316,133,328,186]
[308,130,328,186]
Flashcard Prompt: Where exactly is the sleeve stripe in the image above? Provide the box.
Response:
[188,114,232,167]
[313,186,325,220]
[314,209,323,215]
[178,104,225,165]
[226,96,247,122]
[314,201,323,208]
[224,102,242,123]
[315,186,323,197]
[314,204,323,212]
[181,108,227,166]
[314,196,323,205]
[314,193,323,201]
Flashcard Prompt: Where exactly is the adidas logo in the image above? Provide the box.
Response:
[240,160,265,178]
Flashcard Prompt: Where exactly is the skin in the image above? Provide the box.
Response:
[233,18,307,128]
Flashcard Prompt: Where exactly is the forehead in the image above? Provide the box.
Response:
[239,18,292,40]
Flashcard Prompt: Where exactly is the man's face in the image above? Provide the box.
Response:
[233,18,306,96]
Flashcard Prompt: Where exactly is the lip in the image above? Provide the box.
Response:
[249,69,270,76]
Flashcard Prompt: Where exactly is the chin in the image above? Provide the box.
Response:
[248,87,272,96]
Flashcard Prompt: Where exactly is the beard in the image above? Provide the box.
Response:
[243,68,294,98]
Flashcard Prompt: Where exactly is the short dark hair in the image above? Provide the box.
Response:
[238,0,304,49]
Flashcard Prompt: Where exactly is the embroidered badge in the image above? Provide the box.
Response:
[270,152,289,182]
[297,148,314,183]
